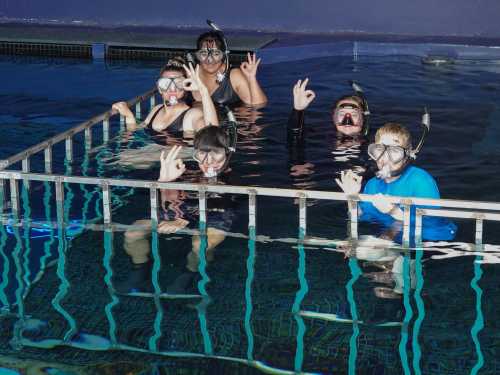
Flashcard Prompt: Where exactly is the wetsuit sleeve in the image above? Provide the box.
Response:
[286,109,306,166]
[287,109,305,145]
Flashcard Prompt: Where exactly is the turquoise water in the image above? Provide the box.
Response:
[1,54,500,374]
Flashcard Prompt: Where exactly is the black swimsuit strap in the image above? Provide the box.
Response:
[147,106,164,128]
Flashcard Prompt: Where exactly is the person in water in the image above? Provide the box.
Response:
[336,121,457,242]
[286,78,371,185]
[112,56,219,134]
[288,78,370,145]
[119,126,237,293]
[190,22,267,107]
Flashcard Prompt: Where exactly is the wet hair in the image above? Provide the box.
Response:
[196,31,226,52]
[375,122,412,149]
[194,126,230,152]
[332,95,365,112]
[159,56,186,76]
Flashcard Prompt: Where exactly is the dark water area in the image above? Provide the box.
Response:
[1,54,500,374]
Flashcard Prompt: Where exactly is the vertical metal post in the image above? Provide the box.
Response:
[44,146,53,174]
[9,178,19,216]
[348,198,358,240]
[402,203,411,247]
[102,182,111,225]
[150,95,156,110]
[65,137,73,162]
[55,178,65,225]
[0,178,6,212]
[103,119,110,144]
[248,190,257,231]
[150,186,159,223]
[475,218,483,245]
[199,188,207,229]
[84,127,92,150]
[22,157,30,189]
[135,102,141,118]
[299,193,307,236]
[415,209,423,247]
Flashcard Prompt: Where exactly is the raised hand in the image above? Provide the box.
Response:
[182,63,207,93]
[335,169,362,195]
[293,78,316,111]
[159,145,186,182]
[240,52,261,81]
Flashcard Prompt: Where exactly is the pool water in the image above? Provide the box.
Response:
[1,54,500,374]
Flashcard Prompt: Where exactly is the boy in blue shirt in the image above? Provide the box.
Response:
[336,122,457,242]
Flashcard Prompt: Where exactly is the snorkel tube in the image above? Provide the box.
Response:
[349,80,371,136]
[375,108,431,179]
[410,107,430,159]
[206,19,230,82]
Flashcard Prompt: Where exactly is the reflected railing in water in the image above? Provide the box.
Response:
[0,90,499,373]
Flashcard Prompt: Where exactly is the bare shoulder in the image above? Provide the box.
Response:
[230,67,246,83]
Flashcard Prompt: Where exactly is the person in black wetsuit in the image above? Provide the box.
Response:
[118,126,238,294]
[190,21,267,107]
[112,57,219,135]
[287,78,371,183]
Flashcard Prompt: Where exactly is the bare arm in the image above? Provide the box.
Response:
[112,102,161,131]
[238,53,268,105]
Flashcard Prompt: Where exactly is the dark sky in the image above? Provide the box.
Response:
[2,0,500,36]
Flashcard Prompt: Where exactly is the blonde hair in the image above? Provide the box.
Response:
[375,122,412,148]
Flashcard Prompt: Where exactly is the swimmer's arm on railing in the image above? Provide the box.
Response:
[112,101,142,131]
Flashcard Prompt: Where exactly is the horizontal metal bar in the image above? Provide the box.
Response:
[417,208,500,221]
[2,170,500,214]
[0,88,156,169]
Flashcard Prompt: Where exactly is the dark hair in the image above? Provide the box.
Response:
[159,55,186,76]
[196,31,226,52]
[194,126,229,152]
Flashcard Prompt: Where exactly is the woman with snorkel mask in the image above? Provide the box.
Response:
[112,56,219,135]
[190,21,267,107]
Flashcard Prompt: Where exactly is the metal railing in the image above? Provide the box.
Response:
[1,88,500,373]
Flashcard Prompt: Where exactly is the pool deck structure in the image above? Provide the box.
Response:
[2,21,500,62]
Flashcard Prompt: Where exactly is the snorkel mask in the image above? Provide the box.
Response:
[193,107,238,179]
[196,20,230,83]
[333,81,371,136]
[368,108,430,179]
[157,76,185,106]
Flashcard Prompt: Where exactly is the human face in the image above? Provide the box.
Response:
[158,71,185,101]
[371,133,409,180]
[194,148,227,177]
[197,40,224,73]
[332,99,364,136]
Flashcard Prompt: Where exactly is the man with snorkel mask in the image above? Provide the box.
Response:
[289,78,370,142]
[287,78,371,184]
[336,119,457,242]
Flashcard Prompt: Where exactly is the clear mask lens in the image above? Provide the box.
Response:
[193,149,227,164]
[157,77,185,92]
[195,48,224,63]
[334,106,362,126]
[368,144,407,164]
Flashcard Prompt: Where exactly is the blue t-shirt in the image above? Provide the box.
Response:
[359,165,457,241]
